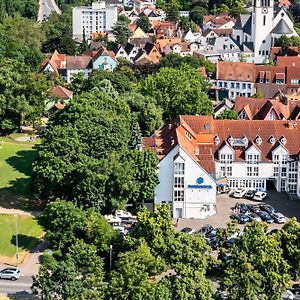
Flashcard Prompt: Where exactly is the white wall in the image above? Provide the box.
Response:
[155,145,217,219]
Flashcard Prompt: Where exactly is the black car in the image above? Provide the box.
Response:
[248,204,261,214]
[232,213,249,224]
[239,204,250,214]
[244,190,256,199]
[257,211,274,223]
[291,284,300,295]
[260,204,275,215]
[198,224,214,236]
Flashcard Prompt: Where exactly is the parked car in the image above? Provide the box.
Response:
[181,227,195,235]
[257,211,274,223]
[0,268,20,281]
[244,190,256,199]
[232,188,247,198]
[290,283,300,295]
[260,204,275,215]
[248,204,261,214]
[271,212,287,224]
[236,203,250,214]
[198,224,214,236]
[253,191,267,201]
[232,213,249,224]
[208,237,219,249]
[206,229,217,240]
[247,212,262,222]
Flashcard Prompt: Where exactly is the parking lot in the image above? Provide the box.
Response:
[175,189,300,231]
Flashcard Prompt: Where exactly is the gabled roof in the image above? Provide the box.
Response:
[233,14,251,30]
[92,46,117,63]
[50,85,73,100]
[271,19,293,35]
[66,56,92,69]
[143,115,300,175]
[41,50,66,74]
[216,61,254,82]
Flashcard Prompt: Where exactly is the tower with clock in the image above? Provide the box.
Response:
[253,0,274,57]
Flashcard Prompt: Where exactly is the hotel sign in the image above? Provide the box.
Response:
[188,177,213,189]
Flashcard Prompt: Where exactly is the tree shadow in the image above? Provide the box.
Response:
[11,234,41,252]
[6,149,37,177]
[7,291,37,299]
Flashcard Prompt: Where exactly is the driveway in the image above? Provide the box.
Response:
[176,189,300,231]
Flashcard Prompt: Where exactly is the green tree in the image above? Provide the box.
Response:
[139,65,213,121]
[165,0,180,21]
[179,16,196,33]
[189,6,208,24]
[220,222,291,300]
[217,109,239,120]
[280,218,300,279]
[112,21,133,46]
[38,200,84,251]
[136,15,151,32]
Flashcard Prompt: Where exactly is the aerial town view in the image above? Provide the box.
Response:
[0,0,300,299]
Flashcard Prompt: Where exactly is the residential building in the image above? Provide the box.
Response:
[232,0,297,58]
[234,96,300,120]
[72,1,118,41]
[203,13,236,30]
[216,61,255,100]
[143,115,300,219]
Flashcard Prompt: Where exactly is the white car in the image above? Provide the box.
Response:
[271,212,287,224]
[0,268,20,281]
[232,188,247,198]
[253,191,267,201]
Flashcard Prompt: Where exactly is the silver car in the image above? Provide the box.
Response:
[0,267,20,280]
[271,212,287,224]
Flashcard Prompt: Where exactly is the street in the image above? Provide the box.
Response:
[0,275,32,295]
[38,0,61,22]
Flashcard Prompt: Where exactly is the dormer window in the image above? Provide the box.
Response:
[228,136,234,146]
[269,136,275,144]
[185,131,192,140]
[242,135,248,146]
[255,136,262,145]
[214,135,220,145]
[280,136,287,145]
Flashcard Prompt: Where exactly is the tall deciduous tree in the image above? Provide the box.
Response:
[217,109,239,120]
[139,65,213,121]
[112,21,133,46]
[136,15,151,32]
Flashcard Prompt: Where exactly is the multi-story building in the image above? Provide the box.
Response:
[143,115,300,219]
[72,1,118,41]
[216,61,255,100]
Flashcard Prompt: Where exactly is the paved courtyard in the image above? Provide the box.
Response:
[175,189,300,231]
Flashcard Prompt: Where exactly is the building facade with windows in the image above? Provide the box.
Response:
[143,116,300,219]
[73,1,118,41]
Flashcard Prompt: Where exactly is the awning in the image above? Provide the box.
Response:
[216,178,229,186]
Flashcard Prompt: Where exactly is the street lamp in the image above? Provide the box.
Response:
[14,215,19,267]
[109,245,113,272]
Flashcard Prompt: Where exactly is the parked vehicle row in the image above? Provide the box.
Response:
[231,203,287,224]
[105,210,137,235]
[231,188,267,201]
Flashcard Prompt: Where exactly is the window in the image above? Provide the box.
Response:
[219,81,223,87]
[281,167,287,177]
[259,78,264,83]
[247,166,252,176]
[269,109,277,120]
[276,79,284,84]
[224,82,228,88]
[281,180,286,192]
[236,83,240,89]
[282,154,288,164]
[253,167,259,176]
[231,83,234,88]
[174,177,184,188]
[288,173,297,183]
[273,166,279,176]
[242,83,246,89]
[288,184,297,194]
[174,163,185,174]
[273,154,279,164]
[220,153,233,163]
[263,15,266,26]
[227,166,232,176]
[220,166,226,177]
[185,131,192,140]
[174,190,184,201]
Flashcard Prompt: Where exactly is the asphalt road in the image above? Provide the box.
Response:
[38,0,61,21]
[0,275,32,295]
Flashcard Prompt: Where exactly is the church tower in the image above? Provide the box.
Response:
[253,0,274,57]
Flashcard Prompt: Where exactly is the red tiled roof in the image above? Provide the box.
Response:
[233,96,300,120]
[277,56,300,67]
[51,85,73,100]
[217,61,254,82]
[143,115,300,174]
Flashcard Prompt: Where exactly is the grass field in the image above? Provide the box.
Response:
[0,137,39,210]
[0,214,44,261]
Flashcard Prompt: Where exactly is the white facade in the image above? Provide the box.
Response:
[155,145,217,219]
[216,80,255,100]
[215,141,298,194]
[72,1,118,41]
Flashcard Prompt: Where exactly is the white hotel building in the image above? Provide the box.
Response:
[72,1,118,41]
[143,116,300,219]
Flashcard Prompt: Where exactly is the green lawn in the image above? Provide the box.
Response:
[0,139,38,197]
[0,214,44,258]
